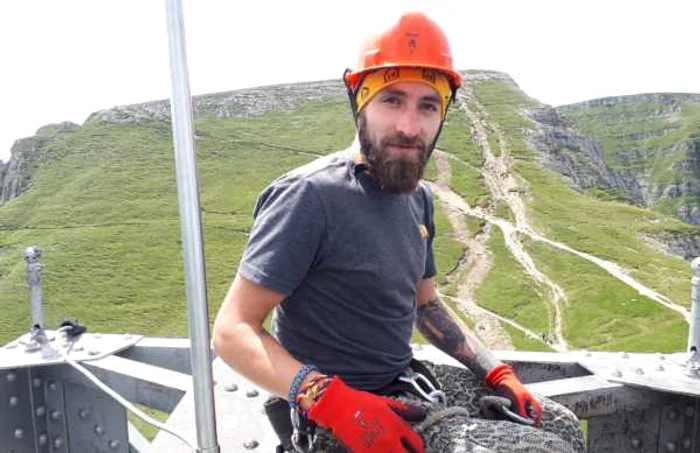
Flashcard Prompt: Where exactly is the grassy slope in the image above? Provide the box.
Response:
[0,95,468,345]
[471,78,692,351]
[1,78,695,354]
[559,98,700,217]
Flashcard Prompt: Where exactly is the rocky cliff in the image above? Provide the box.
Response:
[0,122,79,203]
[556,94,700,224]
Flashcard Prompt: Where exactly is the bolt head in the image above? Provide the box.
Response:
[108,440,120,449]
[612,369,623,378]
[94,424,105,436]
[88,349,100,356]
[73,345,84,352]
[14,428,24,439]
[79,408,91,420]
[669,410,678,420]
[631,438,641,448]
[50,410,61,420]
[36,406,46,417]
[32,377,42,387]
[224,383,238,392]
[54,436,64,448]
[635,367,645,375]
[6,372,17,383]
[685,406,695,418]
[666,441,676,452]
[38,433,48,445]
[9,396,19,407]
[244,440,259,449]
[48,381,57,391]
[246,389,259,398]
[683,438,691,449]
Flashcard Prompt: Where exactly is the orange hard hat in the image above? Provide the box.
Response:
[344,11,463,92]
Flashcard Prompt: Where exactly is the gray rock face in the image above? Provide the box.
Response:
[642,231,700,261]
[86,80,347,126]
[526,106,645,204]
[0,122,78,203]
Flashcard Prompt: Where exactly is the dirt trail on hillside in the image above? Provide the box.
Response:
[433,150,514,350]
[433,81,689,340]
[452,86,569,351]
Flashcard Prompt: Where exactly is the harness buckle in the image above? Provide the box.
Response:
[397,370,447,404]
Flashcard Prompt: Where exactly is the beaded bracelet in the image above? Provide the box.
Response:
[295,374,331,416]
[288,364,318,411]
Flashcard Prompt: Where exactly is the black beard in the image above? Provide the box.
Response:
[358,115,431,194]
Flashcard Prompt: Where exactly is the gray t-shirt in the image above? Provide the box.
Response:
[238,148,437,390]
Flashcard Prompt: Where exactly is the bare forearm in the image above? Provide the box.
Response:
[416,297,500,380]
[212,323,318,402]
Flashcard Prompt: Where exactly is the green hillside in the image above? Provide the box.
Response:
[0,74,694,354]
[559,94,700,222]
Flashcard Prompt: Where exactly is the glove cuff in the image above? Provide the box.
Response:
[485,363,514,388]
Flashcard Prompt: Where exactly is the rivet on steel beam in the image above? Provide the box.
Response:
[7,372,17,383]
[32,377,42,388]
[656,364,665,372]
[53,436,64,449]
[612,369,623,378]
[666,441,676,452]
[94,424,105,436]
[14,428,24,439]
[88,350,100,356]
[669,410,678,420]
[224,383,238,392]
[79,408,91,420]
[48,381,57,391]
[244,440,259,449]
[38,433,48,446]
[631,438,641,449]
[685,406,695,418]
[246,389,259,398]
[683,438,691,449]
[108,440,120,449]
[36,406,46,417]
[50,410,61,420]
[73,345,84,352]
[635,367,644,375]
[9,396,19,407]
[621,352,629,359]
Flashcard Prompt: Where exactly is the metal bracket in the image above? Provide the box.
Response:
[0,332,142,371]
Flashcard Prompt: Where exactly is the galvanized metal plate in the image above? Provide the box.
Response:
[151,357,279,453]
[0,332,143,370]
[576,351,700,398]
[0,368,35,453]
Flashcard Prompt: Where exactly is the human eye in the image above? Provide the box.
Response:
[420,102,439,113]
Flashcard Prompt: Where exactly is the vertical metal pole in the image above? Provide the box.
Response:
[689,258,700,369]
[24,246,43,328]
[163,1,220,452]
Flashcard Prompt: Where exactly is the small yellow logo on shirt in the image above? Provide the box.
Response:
[418,224,429,239]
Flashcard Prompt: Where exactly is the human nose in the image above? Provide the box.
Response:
[395,107,420,137]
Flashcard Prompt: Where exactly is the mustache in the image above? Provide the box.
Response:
[382,134,426,149]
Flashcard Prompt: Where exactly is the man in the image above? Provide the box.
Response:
[213,11,584,453]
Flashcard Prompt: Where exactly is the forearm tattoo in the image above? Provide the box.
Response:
[416,297,500,379]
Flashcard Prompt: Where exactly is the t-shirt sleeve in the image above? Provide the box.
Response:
[238,178,326,295]
[422,184,437,279]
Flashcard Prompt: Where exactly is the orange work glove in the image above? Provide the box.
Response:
[485,363,543,427]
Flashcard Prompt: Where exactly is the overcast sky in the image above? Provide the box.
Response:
[2,0,699,163]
